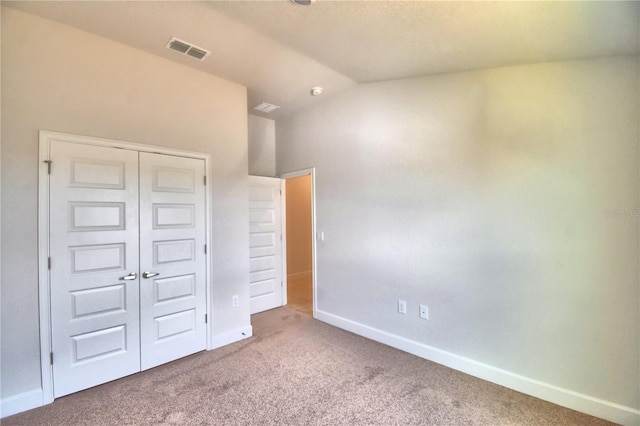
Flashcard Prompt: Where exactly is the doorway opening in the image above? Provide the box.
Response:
[281,169,316,317]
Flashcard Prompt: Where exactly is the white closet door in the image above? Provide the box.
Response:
[50,141,141,398]
[249,176,284,314]
[138,152,207,370]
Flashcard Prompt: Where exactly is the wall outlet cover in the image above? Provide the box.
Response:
[419,304,429,320]
[398,299,407,315]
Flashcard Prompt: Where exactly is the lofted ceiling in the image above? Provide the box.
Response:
[5,1,640,120]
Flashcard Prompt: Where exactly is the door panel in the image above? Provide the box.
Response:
[139,153,207,370]
[249,176,283,314]
[50,141,140,398]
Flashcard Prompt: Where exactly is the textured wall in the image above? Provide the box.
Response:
[1,8,249,400]
[248,114,276,177]
[277,57,639,409]
[286,175,312,276]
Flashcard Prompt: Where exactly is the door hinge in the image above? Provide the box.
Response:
[204,176,207,186]
[50,352,54,365]
[205,314,208,324]
[48,257,52,270]
[204,244,207,254]
[44,160,52,174]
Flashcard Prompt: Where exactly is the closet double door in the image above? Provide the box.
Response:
[48,141,207,397]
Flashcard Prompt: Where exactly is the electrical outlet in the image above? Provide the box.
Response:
[232,295,239,307]
[398,299,407,315]
[419,304,429,320]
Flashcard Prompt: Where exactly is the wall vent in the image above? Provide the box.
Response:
[253,102,281,113]
[166,37,210,61]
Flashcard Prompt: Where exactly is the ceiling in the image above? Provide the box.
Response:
[5,1,640,120]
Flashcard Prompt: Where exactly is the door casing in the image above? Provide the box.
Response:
[279,168,317,318]
[38,130,212,404]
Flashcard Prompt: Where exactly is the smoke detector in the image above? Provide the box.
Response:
[311,87,323,96]
[166,37,210,61]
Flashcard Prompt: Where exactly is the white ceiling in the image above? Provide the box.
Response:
[6,1,640,119]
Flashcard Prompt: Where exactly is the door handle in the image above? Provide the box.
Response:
[120,272,137,281]
[142,271,160,279]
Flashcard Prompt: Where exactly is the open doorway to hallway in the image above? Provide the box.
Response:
[284,174,313,316]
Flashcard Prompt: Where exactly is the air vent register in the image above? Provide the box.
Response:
[166,37,210,61]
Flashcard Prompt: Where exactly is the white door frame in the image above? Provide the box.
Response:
[38,130,212,404]
[279,168,317,317]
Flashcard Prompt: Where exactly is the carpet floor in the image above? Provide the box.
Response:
[4,307,613,425]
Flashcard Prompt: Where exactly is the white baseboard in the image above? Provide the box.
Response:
[2,327,253,419]
[1,389,43,419]
[315,309,640,426]
[287,270,312,280]
[209,325,253,350]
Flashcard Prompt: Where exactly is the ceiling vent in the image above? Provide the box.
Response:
[166,37,210,61]
[253,102,281,113]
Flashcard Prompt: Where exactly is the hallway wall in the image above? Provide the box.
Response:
[286,175,312,278]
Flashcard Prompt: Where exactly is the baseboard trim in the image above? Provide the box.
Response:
[1,389,43,419]
[287,270,312,280]
[315,309,640,426]
[2,327,254,419]
[209,325,253,350]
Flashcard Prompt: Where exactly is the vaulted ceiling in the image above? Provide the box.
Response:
[6,1,640,119]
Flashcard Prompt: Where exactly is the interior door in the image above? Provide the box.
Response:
[50,141,141,397]
[249,176,284,314]
[49,139,209,397]
[139,153,207,370]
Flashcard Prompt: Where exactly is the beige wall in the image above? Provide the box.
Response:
[286,175,312,276]
[1,7,250,403]
[248,114,276,177]
[277,56,639,416]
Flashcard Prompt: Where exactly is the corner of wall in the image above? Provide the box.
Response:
[315,310,640,426]
[209,325,253,350]
[248,114,276,177]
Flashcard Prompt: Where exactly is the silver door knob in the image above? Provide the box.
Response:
[142,271,160,279]
[120,272,137,281]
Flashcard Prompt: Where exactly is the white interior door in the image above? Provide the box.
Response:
[249,176,284,314]
[50,141,141,397]
[139,153,207,370]
[48,139,208,397]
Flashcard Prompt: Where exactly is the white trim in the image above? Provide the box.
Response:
[0,389,43,418]
[38,136,54,406]
[315,309,640,426]
[39,130,211,160]
[280,178,288,307]
[38,130,213,404]
[279,168,317,318]
[209,325,253,349]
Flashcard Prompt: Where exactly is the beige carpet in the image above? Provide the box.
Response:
[4,307,613,425]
